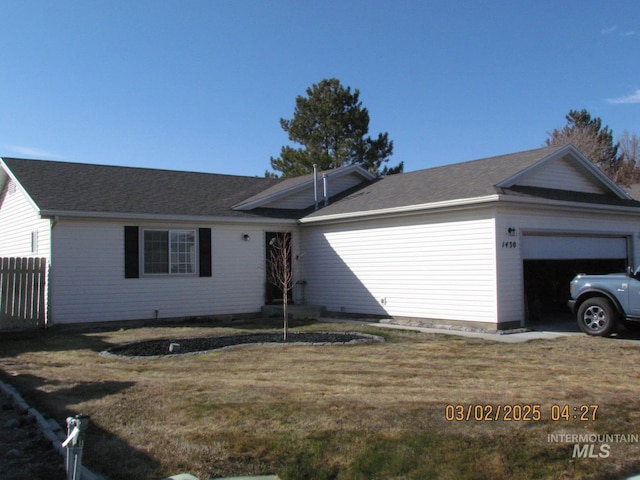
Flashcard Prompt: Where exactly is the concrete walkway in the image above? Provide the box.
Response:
[321,317,581,343]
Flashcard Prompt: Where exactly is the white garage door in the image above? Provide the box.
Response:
[521,235,628,260]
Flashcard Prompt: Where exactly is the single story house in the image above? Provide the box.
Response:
[1,144,640,330]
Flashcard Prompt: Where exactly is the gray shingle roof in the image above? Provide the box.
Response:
[2,158,284,219]
[302,145,635,219]
[5,145,635,223]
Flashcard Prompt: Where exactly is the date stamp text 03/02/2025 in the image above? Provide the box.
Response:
[444,404,599,422]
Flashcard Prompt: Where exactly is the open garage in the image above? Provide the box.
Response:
[522,234,629,323]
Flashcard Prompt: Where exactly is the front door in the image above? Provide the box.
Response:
[265,231,293,305]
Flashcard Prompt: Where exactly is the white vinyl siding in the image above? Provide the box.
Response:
[266,173,365,209]
[0,180,50,258]
[517,157,605,193]
[494,218,524,326]
[49,220,295,324]
[261,188,315,210]
[494,206,640,325]
[301,210,498,324]
[304,201,640,328]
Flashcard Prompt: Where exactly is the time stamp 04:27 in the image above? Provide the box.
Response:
[445,404,599,422]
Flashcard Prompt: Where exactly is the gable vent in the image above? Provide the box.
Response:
[7,179,16,195]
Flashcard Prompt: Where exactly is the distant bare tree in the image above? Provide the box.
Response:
[267,232,293,340]
[620,130,640,161]
[616,130,640,185]
[547,124,610,165]
[546,110,640,185]
[546,109,619,170]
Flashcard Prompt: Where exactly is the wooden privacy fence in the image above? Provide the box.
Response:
[0,257,48,330]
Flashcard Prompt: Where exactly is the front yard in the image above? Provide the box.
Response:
[1,319,640,480]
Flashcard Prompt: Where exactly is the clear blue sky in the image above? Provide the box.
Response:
[1,0,639,176]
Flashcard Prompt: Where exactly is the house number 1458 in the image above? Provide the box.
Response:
[501,241,517,248]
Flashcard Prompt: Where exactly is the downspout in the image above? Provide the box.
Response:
[313,164,319,211]
[323,173,329,206]
[47,215,59,328]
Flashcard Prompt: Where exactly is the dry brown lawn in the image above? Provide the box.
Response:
[1,319,640,480]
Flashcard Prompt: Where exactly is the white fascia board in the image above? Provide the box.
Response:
[0,158,42,214]
[234,165,375,211]
[333,164,376,180]
[300,190,640,225]
[233,180,315,211]
[299,195,501,224]
[562,146,632,199]
[38,209,298,225]
[497,194,640,216]
[566,146,632,199]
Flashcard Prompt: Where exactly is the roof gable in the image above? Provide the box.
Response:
[515,157,605,193]
[496,144,629,198]
[233,165,375,211]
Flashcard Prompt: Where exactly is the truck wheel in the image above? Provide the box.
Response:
[577,298,617,337]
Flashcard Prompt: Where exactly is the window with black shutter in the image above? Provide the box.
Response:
[199,228,212,277]
[124,226,140,278]
[124,226,212,278]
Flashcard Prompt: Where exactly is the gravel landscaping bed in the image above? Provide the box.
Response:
[102,331,384,358]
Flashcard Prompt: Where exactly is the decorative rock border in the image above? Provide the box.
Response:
[0,380,105,480]
[101,331,385,359]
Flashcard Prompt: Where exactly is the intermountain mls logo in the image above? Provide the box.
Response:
[547,433,639,459]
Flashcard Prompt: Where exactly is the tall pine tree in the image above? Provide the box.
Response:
[268,78,402,178]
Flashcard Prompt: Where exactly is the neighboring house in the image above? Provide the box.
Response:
[625,183,640,202]
[1,144,639,330]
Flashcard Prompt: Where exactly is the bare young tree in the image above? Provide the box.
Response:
[267,232,293,340]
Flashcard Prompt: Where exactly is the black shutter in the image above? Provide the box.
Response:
[199,228,212,277]
[124,226,139,278]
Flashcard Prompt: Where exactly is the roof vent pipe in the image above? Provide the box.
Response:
[313,164,319,210]
[323,173,329,206]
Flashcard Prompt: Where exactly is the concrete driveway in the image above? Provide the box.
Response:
[324,316,640,343]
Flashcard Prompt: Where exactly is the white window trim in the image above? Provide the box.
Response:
[142,228,198,276]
